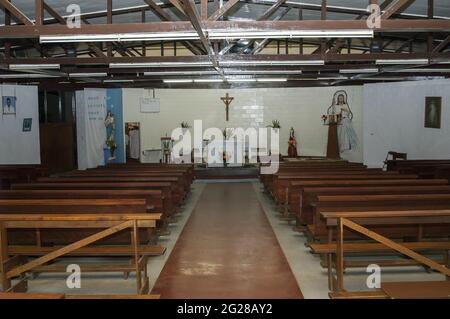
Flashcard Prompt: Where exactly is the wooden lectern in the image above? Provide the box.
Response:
[322,114,341,159]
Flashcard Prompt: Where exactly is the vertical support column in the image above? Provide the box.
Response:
[298,9,303,54]
[327,228,334,291]
[445,250,449,281]
[107,0,113,57]
[427,0,434,56]
[5,0,11,58]
[35,0,43,25]
[335,218,344,292]
[0,222,11,291]
[320,0,327,55]
[142,9,147,56]
[132,220,142,293]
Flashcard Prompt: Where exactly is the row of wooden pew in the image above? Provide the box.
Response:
[0,163,194,297]
[0,165,48,190]
[261,159,450,299]
[386,159,450,180]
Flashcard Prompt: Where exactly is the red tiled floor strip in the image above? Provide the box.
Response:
[152,183,303,299]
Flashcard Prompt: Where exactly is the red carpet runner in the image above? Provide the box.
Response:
[152,183,303,299]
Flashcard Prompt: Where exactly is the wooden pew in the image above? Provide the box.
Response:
[308,194,450,243]
[0,199,165,248]
[0,213,160,294]
[11,182,181,207]
[0,189,174,238]
[298,185,450,225]
[63,171,192,193]
[288,179,449,225]
[272,173,418,206]
[315,209,450,297]
[0,165,48,189]
[36,176,187,202]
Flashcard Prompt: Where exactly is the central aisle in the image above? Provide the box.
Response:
[152,182,303,299]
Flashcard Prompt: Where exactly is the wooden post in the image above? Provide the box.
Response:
[132,220,142,293]
[335,218,344,292]
[327,228,334,291]
[326,123,340,159]
[0,222,11,291]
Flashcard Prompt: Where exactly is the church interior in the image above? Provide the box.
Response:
[0,0,450,303]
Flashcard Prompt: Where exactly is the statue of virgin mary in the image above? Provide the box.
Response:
[327,91,358,152]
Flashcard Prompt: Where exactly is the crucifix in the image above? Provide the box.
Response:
[221,93,234,122]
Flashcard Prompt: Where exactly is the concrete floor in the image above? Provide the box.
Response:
[252,182,445,299]
[2,180,446,298]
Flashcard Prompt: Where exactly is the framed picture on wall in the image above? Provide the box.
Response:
[23,118,32,132]
[2,96,16,115]
[424,97,442,129]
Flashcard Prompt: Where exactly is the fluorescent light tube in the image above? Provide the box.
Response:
[340,68,379,74]
[9,64,60,70]
[111,62,212,68]
[376,59,429,65]
[163,79,193,83]
[318,76,348,80]
[145,71,217,76]
[193,79,224,83]
[226,78,257,83]
[0,73,59,78]
[40,30,373,43]
[221,60,324,66]
[256,78,288,82]
[387,68,450,73]
[69,73,108,77]
[208,30,374,40]
[103,79,134,83]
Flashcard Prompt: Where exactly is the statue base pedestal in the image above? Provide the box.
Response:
[326,123,340,159]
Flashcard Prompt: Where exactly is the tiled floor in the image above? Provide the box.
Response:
[151,182,303,299]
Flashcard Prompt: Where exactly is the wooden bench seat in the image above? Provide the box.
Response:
[310,241,450,254]
[381,281,450,299]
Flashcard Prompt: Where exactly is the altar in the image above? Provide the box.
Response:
[205,139,245,168]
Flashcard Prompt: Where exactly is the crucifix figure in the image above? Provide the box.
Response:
[221,93,234,122]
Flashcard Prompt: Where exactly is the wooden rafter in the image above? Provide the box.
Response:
[0,0,34,26]
[258,0,287,21]
[381,0,416,19]
[208,0,240,21]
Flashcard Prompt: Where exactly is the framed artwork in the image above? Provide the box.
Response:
[424,97,442,129]
[2,96,16,115]
[23,118,32,132]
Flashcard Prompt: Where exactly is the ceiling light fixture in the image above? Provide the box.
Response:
[375,59,429,65]
[163,79,194,83]
[339,68,379,74]
[40,30,373,43]
[9,64,60,70]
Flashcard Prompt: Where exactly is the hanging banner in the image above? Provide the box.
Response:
[76,89,107,170]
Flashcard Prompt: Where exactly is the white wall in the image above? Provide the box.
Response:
[363,79,450,168]
[0,84,40,165]
[123,86,364,163]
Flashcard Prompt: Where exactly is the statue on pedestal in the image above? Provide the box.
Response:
[287,127,298,158]
[327,91,358,152]
[322,91,358,158]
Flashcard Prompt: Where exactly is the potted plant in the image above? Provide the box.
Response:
[181,122,191,129]
[267,120,281,129]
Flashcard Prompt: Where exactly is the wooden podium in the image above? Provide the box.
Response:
[322,114,341,159]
